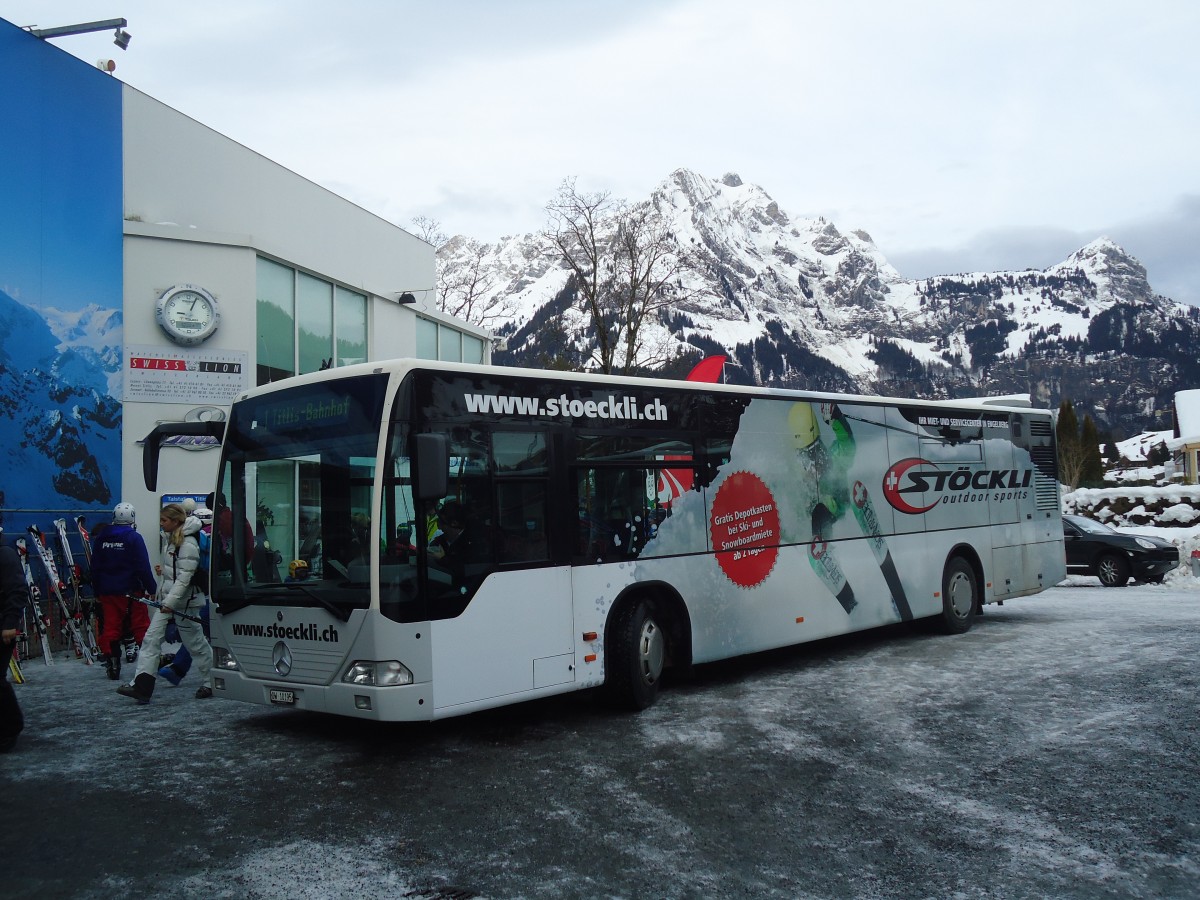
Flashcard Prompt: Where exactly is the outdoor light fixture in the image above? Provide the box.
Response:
[29,18,132,50]
[395,288,435,305]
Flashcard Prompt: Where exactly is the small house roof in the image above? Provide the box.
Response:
[1167,389,1200,451]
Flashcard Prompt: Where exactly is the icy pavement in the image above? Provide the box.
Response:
[4,573,1200,899]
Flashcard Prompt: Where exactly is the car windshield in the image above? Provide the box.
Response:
[1067,515,1117,535]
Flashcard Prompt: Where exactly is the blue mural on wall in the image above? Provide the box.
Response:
[0,19,123,514]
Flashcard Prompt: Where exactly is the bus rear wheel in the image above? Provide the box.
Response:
[606,599,665,710]
[938,556,977,635]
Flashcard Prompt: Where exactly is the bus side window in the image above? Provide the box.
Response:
[576,467,658,564]
[493,431,550,565]
[496,480,548,563]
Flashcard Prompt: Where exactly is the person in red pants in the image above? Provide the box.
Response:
[90,502,158,680]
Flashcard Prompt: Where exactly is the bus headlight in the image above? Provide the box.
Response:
[213,646,240,671]
[341,660,413,686]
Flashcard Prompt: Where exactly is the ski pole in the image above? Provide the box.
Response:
[133,595,205,624]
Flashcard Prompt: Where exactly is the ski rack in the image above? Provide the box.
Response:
[27,525,94,664]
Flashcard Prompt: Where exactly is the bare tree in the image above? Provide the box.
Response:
[410,215,448,249]
[543,178,691,375]
[410,217,511,328]
[438,236,510,328]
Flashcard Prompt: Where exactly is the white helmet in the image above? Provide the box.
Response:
[113,502,136,524]
[194,506,214,525]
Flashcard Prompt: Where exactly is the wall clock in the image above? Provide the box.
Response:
[155,284,220,346]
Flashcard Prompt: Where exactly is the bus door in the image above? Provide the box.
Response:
[428,426,575,712]
[982,419,1025,596]
[883,407,930,539]
[1012,413,1065,590]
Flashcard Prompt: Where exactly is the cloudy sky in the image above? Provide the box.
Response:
[6,0,1199,303]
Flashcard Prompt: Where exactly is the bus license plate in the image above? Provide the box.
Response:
[269,689,295,705]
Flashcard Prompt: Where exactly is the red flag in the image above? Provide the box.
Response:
[685,355,726,383]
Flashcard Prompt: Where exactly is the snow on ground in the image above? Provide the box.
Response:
[6,563,1200,898]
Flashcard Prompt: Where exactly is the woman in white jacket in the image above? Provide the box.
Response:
[117,502,214,704]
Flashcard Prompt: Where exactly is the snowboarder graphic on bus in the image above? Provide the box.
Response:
[789,401,913,621]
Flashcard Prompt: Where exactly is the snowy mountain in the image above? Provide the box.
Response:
[41,303,124,397]
[441,168,1200,437]
[0,290,120,511]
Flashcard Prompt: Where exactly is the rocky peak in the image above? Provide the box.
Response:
[442,168,1196,436]
[1056,236,1153,304]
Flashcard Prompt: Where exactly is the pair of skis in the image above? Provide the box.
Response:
[9,529,55,666]
[16,524,97,664]
[52,518,102,657]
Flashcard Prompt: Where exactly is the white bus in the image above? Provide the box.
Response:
[145,360,1065,720]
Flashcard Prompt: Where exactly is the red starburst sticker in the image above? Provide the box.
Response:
[709,471,780,588]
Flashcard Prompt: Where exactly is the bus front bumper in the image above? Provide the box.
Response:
[210,671,435,721]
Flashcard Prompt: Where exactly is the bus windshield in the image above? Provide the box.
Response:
[213,373,390,619]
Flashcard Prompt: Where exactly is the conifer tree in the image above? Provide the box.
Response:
[1056,399,1085,490]
[1079,415,1105,487]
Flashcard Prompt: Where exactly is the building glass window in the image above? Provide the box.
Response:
[257,257,295,385]
[416,318,438,360]
[257,257,373,386]
[297,271,333,375]
[462,334,485,364]
[439,324,463,362]
[336,286,367,366]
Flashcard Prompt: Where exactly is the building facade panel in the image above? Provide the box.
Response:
[2,17,490,547]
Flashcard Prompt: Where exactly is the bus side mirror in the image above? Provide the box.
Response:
[141,421,226,490]
[414,433,449,501]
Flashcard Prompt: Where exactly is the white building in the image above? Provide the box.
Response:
[1,17,489,538]
[1168,389,1200,484]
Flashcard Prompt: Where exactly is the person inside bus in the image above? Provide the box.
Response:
[211,492,254,581]
[429,500,487,588]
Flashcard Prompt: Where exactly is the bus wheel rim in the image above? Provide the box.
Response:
[639,619,665,685]
[948,571,973,618]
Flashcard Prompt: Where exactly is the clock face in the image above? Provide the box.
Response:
[156,285,220,346]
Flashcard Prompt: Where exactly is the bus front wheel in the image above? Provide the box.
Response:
[938,556,977,635]
[606,599,665,710]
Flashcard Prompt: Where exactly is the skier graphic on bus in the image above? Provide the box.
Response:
[788,401,914,621]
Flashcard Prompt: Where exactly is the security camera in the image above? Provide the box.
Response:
[95,58,116,73]
[113,28,131,50]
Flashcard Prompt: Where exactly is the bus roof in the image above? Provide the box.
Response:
[237,358,1052,415]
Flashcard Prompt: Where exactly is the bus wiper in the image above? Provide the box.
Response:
[248,583,352,623]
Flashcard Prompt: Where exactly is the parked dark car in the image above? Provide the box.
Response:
[1062,514,1180,587]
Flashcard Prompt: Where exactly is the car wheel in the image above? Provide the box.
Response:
[606,599,665,710]
[1096,553,1130,587]
[937,556,977,635]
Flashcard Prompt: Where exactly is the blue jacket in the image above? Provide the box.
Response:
[0,544,28,632]
[90,524,157,597]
